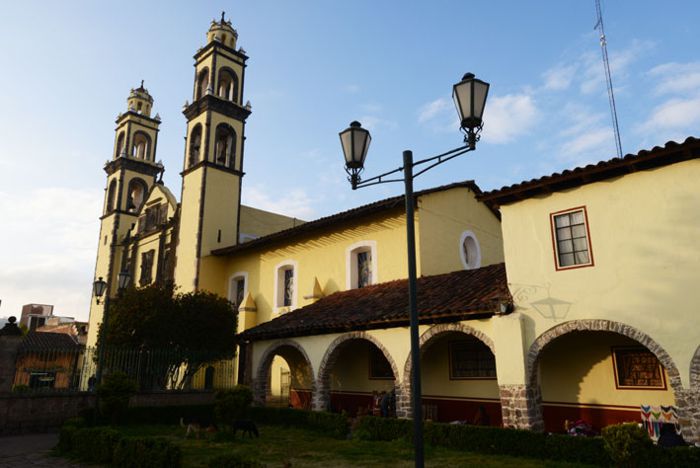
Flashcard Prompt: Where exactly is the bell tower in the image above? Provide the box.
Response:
[87,84,163,346]
[175,13,251,292]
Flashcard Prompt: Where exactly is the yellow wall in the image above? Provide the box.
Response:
[417,186,504,276]
[328,340,394,393]
[539,331,675,407]
[239,205,304,240]
[500,159,700,387]
[174,169,204,292]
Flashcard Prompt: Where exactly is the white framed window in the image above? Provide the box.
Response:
[459,231,481,270]
[228,272,248,309]
[274,261,297,311]
[346,241,377,290]
[550,206,594,270]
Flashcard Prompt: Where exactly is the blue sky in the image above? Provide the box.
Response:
[1,1,698,321]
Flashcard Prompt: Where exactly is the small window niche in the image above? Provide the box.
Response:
[274,261,297,312]
[229,272,248,310]
[459,231,481,270]
[346,241,377,290]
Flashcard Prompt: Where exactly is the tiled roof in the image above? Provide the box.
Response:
[213,181,494,256]
[239,263,510,341]
[19,332,80,352]
[479,137,700,206]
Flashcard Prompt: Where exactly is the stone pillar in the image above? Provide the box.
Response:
[676,388,700,444]
[499,384,544,431]
[395,384,411,419]
[311,378,329,412]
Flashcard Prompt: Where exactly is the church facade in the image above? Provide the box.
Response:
[87,16,700,442]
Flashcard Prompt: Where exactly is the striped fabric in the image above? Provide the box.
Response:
[640,405,680,441]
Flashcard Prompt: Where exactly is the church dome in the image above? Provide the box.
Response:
[127,81,154,117]
[207,12,238,49]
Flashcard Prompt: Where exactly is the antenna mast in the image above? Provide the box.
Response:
[594,0,623,158]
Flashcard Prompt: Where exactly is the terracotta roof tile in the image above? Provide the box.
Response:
[213,181,494,256]
[479,137,700,206]
[239,263,510,341]
[19,332,80,352]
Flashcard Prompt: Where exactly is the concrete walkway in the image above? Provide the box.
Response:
[0,433,89,467]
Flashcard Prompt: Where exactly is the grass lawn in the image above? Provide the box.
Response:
[115,424,598,468]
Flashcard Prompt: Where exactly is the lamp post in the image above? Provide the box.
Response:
[340,73,489,468]
[93,270,131,385]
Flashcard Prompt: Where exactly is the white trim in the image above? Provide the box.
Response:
[459,230,481,270]
[345,240,378,290]
[273,260,298,313]
[228,271,249,305]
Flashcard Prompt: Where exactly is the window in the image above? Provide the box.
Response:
[105,180,117,213]
[229,272,248,309]
[188,124,202,168]
[196,68,209,100]
[612,347,667,390]
[274,262,297,310]
[139,249,155,286]
[459,231,481,270]
[449,338,496,379]
[217,68,238,102]
[346,241,377,289]
[131,132,151,161]
[29,371,56,389]
[551,207,594,270]
[115,132,125,158]
[214,124,236,168]
[126,178,147,213]
[368,345,393,380]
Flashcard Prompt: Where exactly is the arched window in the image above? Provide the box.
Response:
[131,132,151,161]
[105,180,117,213]
[196,68,209,100]
[274,261,297,311]
[214,124,236,168]
[126,178,148,213]
[188,124,202,168]
[217,68,239,102]
[346,241,377,289]
[115,132,125,159]
[228,272,248,309]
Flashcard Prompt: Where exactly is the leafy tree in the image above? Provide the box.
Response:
[96,285,237,390]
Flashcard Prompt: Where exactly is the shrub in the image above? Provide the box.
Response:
[98,372,138,424]
[112,437,182,468]
[56,425,78,454]
[71,427,121,464]
[602,423,653,467]
[216,386,253,425]
[307,411,350,439]
[125,404,215,425]
[12,384,29,393]
[207,452,266,468]
[247,407,350,439]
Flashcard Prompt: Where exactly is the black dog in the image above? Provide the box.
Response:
[232,419,259,438]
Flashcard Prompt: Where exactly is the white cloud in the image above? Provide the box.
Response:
[579,40,653,95]
[559,127,613,159]
[542,63,578,91]
[0,187,101,321]
[636,96,700,134]
[358,115,398,131]
[418,98,451,123]
[242,185,316,220]
[648,62,700,96]
[481,93,539,144]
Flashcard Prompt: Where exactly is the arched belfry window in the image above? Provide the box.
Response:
[126,178,148,213]
[131,132,151,161]
[115,132,125,159]
[217,68,239,103]
[214,124,236,168]
[196,68,210,100]
[106,180,117,213]
[188,124,202,168]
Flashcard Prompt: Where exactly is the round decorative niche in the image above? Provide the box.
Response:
[459,230,481,270]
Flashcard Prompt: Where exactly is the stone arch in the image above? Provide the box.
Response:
[401,322,496,419]
[691,345,700,390]
[254,339,315,407]
[527,319,682,392]
[314,331,401,412]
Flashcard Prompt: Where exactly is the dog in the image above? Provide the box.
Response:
[231,419,259,438]
[180,417,218,439]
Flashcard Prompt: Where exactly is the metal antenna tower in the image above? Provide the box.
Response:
[594,0,623,158]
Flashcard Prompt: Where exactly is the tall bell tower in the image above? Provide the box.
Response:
[87,84,163,346]
[175,13,251,292]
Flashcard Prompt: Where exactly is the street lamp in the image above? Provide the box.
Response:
[93,270,131,385]
[340,73,489,468]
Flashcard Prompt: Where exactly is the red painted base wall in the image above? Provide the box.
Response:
[422,397,502,426]
[290,389,312,410]
[542,404,640,433]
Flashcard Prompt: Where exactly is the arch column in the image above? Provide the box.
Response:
[314,331,401,413]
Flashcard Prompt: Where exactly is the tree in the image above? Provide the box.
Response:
[97,285,237,390]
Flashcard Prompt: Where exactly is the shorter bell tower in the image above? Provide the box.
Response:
[87,84,163,347]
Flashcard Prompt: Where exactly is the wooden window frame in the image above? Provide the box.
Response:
[611,346,667,390]
[550,206,595,271]
[448,340,497,380]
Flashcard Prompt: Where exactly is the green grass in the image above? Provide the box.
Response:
[113,424,597,468]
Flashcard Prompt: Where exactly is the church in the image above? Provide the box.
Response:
[87,15,700,442]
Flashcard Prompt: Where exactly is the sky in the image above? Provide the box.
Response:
[0,1,698,321]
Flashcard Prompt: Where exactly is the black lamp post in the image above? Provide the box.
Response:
[340,73,489,468]
[93,270,131,385]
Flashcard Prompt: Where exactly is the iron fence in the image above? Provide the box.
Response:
[11,346,236,394]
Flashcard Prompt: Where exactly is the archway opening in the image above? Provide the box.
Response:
[535,330,676,434]
[322,339,397,416]
[261,344,314,410]
[417,331,500,425]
